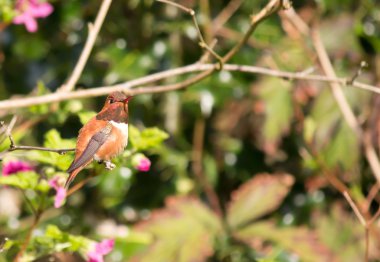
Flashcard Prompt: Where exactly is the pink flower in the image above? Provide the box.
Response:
[48,176,66,208]
[2,160,34,176]
[87,239,115,262]
[132,154,151,172]
[13,0,53,32]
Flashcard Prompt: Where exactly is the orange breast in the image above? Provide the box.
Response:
[95,126,127,160]
[74,118,128,163]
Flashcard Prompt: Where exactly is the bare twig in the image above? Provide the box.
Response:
[0,116,17,145]
[216,27,264,48]
[342,191,367,226]
[157,0,223,69]
[20,189,37,215]
[212,0,243,33]
[67,175,95,196]
[222,0,283,63]
[364,183,380,212]
[198,39,218,64]
[14,196,44,262]
[282,8,380,186]
[311,27,362,137]
[0,130,74,160]
[192,118,222,216]
[347,61,368,85]
[0,63,379,111]
[59,0,113,93]
[313,29,380,183]
[369,206,380,225]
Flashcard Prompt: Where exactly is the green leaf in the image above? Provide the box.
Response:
[308,87,368,170]
[29,82,50,115]
[235,221,335,262]
[322,122,358,169]
[131,196,222,262]
[316,205,370,261]
[78,111,96,125]
[129,125,169,151]
[258,78,293,154]
[33,225,91,255]
[0,171,49,192]
[227,173,294,229]
[27,129,76,171]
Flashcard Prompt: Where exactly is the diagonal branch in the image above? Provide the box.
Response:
[282,8,380,185]
[0,63,379,110]
[311,27,362,137]
[58,0,113,93]
[0,121,74,160]
[157,0,223,68]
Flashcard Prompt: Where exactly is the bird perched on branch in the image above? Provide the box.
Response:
[65,92,132,189]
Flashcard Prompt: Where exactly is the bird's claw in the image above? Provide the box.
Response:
[104,161,116,170]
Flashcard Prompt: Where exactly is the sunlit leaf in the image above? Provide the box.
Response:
[0,171,49,192]
[78,111,96,125]
[129,125,169,151]
[227,173,294,229]
[258,78,293,154]
[29,82,50,115]
[235,221,335,262]
[131,196,222,262]
[307,87,367,170]
[27,129,76,171]
[33,225,91,255]
[316,204,378,261]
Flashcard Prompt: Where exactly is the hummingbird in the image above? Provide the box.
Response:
[65,92,132,189]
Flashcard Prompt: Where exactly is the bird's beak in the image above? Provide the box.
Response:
[124,96,133,103]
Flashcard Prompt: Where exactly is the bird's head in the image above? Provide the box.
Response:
[96,92,133,123]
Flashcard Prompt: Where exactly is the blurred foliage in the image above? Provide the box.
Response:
[1,0,380,261]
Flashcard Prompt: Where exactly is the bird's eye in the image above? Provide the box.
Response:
[109,98,114,104]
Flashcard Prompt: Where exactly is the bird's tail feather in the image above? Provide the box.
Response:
[65,168,81,190]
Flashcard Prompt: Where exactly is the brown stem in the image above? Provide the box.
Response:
[192,118,222,216]
[58,0,113,93]
[67,175,95,196]
[0,63,379,111]
[14,195,44,262]
[212,0,243,33]
[0,0,286,111]
[365,228,369,262]
[0,132,74,160]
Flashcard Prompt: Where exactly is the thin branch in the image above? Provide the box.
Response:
[282,8,380,186]
[365,228,369,262]
[0,131,74,160]
[364,183,380,212]
[20,189,37,215]
[67,175,95,196]
[347,61,368,85]
[192,118,223,216]
[198,39,218,64]
[311,27,362,137]
[212,0,243,33]
[0,63,379,111]
[59,0,113,93]
[222,0,283,63]
[216,27,265,49]
[369,205,380,225]
[342,191,367,226]
[157,0,223,69]
[0,116,17,145]
[14,196,44,262]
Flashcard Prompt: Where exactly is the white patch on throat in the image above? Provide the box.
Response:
[110,121,129,143]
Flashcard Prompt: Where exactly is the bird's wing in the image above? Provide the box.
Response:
[67,123,112,173]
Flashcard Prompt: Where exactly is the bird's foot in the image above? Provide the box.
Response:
[104,161,116,170]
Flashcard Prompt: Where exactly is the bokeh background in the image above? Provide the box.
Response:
[1,0,380,261]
